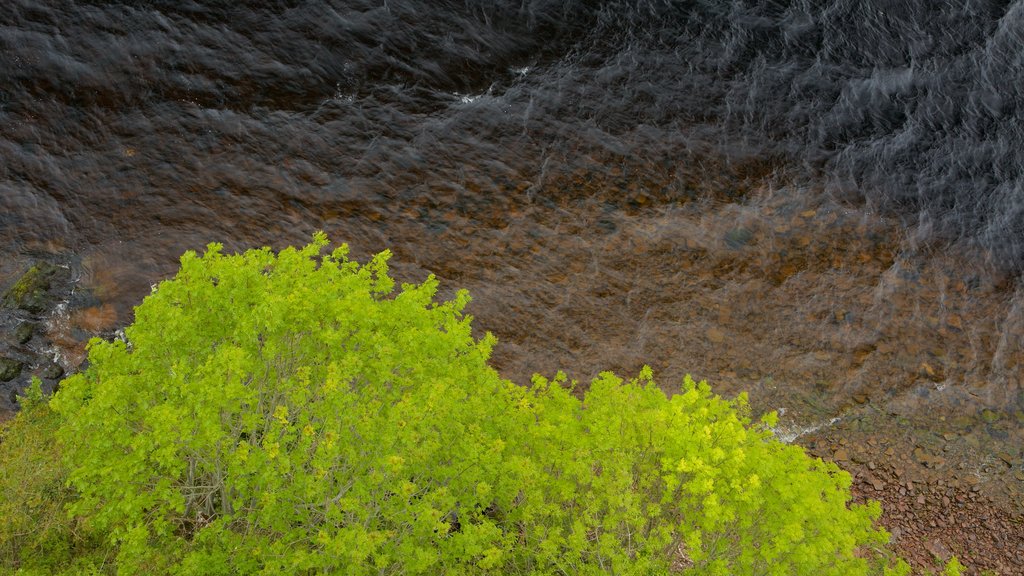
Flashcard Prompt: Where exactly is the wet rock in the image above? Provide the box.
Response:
[0,357,24,382]
[919,362,944,382]
[951,414,974,429]
[3,263,57,314]
[40,363,64,381]
[13,322,35,345]
[596,218,616,233]
[985,426,1009,441]
[996,452,1016,467]
[912,448,945,468]
[946,314,963,331]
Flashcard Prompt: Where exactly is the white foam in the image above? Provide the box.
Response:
[774,415,842,444]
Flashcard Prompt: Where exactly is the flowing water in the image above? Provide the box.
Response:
[2,0,1024,523]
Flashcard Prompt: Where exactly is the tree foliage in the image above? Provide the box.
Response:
[0,379,107,575]
[1,235,944,574]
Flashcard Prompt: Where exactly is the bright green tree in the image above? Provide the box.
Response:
[42,234,919,574]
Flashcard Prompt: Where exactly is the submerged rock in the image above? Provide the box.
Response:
[724,227,755,249]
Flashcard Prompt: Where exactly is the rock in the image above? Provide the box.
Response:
[0,357,23,382]
[706,327,725,344]
[985,427,1009,441]
[41,363,64,380]
[996,452,1016,467]
[980,409,999,423]
[3,263,57,314]
[14,322,35,345]
[833,448,850,462]
[827,309,851,323]
[919,362,944,382]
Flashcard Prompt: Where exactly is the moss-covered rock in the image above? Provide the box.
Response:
[3,264,58,314]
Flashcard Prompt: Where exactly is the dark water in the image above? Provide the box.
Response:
[4,0,1023,270]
